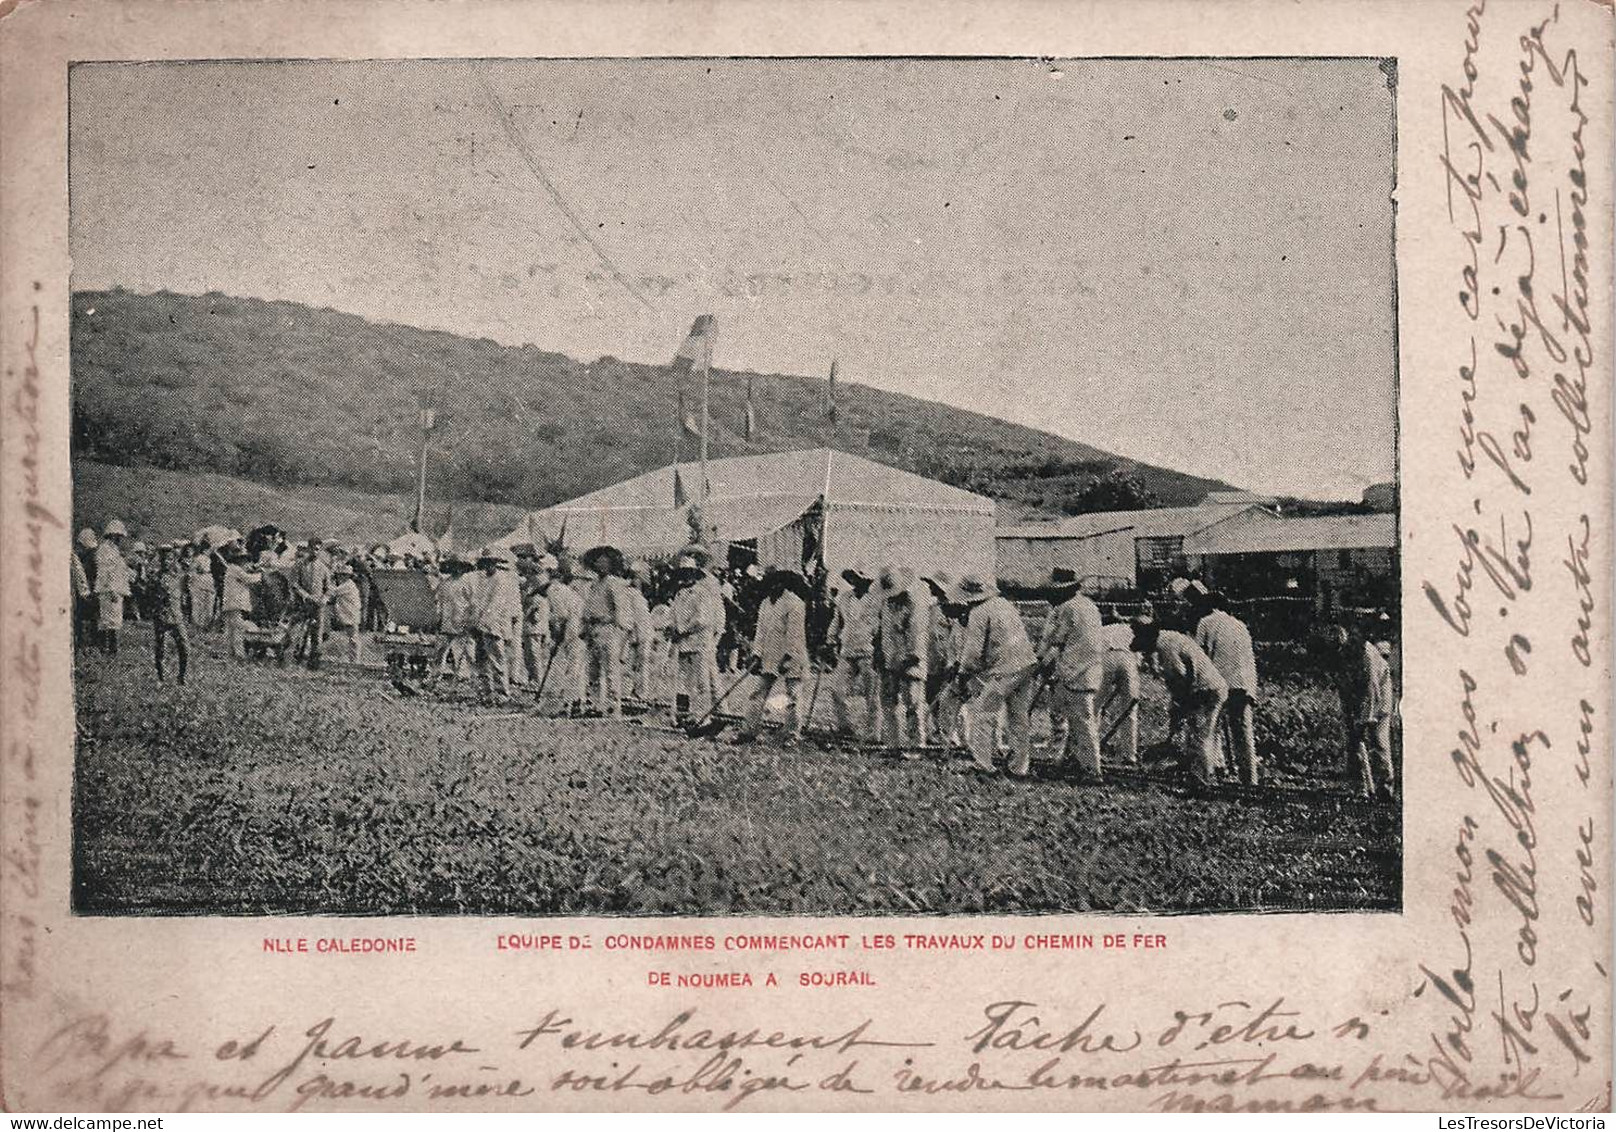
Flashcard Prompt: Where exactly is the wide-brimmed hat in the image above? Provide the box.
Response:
[841,565,873,586]
[580,544,623,572]
[1049,567,1082,590]
[954,573,997,602]
[103,519,128,537]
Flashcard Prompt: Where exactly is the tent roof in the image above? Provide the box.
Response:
[502,449,994,554]
[548,448,992,514]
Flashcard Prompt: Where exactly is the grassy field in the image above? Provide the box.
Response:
[73,628,1400,917]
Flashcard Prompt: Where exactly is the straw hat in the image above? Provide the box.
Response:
[1049,567,1083,591]
[953,573,997,602]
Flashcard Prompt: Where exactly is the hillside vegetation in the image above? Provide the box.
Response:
[72,460,529,549]
[71,289,1231,517]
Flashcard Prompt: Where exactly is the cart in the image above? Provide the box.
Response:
[242,620,292,663]
[369,568,443,679]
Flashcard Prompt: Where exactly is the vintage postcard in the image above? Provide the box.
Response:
[1,0,1611,1114]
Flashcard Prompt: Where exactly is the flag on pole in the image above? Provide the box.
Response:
[437,505,456,555]
[825,357,839,425]
[743,375,756,441]
[671,314,717,373]
[678,389,701,439]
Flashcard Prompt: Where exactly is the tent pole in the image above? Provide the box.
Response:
[820,447,832,573]
[412,404,435,534]
[699,335,711,508]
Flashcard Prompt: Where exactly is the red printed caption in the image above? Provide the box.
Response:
[487,931,1167,991]
[263,937,417,954]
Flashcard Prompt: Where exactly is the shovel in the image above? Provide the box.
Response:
[801,663,826,735]
[1100,696,1138,749]
[531,633,567,708]
[684,668,754,739]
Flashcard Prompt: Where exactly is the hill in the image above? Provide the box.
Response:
[72,460,530,550]
[70,288,1233,517]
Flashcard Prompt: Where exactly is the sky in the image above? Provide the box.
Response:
[69,57,1396,499]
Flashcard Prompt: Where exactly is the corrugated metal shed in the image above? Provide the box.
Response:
[1183,511,1396,555]
[997,503,1263,542]
[995,504,1266,587]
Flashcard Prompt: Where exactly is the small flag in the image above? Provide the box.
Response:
[678,389,701,439]
[671,314,717,374]
[825,357,839,425]
[744,375,756,441]
[437,505,456,554]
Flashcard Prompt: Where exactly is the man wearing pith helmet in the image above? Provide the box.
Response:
[94,519,133,654]
[669,554,721,724]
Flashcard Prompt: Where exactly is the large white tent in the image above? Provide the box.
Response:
[499,448,995,580]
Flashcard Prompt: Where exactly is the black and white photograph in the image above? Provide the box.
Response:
[68,56,1401,918]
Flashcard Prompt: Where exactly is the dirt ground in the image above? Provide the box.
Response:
[72,626,1401,917]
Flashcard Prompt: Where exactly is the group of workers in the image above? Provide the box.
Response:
[73,521,371,680]
[73,519,1400,801]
